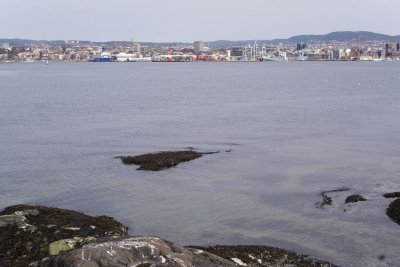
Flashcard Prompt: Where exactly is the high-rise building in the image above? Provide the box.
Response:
[194,41,204,53]
[133,43,141,53]
[385,43,390,58]
[296,43,307,51]
[397,42,400,52]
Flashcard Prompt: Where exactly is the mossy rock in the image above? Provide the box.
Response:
[0,204,128,267]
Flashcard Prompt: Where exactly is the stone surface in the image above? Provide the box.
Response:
[386,198,400,225]
[40,236,237,267]
[383,192,400,198]
[193,245,338,267]
[120,150,212,171]
[0,204,128,267]
[344,195,366,204]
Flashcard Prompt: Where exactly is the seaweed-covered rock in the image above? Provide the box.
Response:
[316,187,350,208]
[192,245,338,267]
[0,204,128,267]
[345,195,366,204]
[387,198,400,225]
[383,192,400,199]
[40,236,236,267]
[119,150,217,171]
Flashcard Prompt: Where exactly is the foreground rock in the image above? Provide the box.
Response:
[40,236,236,267]
[40,238,339,267]
[386,198,400,225]
[0,204,128,267]
[119,150,218,171]
[193,245,338,267]
[0,204,338,267]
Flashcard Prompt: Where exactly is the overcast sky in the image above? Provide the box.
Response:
[2,0,399,42]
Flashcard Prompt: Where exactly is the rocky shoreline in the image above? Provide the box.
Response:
[0,204,337,267]
[2,152,400,266]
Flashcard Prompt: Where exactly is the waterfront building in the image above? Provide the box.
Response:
[194,41,204,53]
[230,48,242,57]
[392,51,400,60]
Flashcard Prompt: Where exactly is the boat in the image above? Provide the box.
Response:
[260,56,288,61]
[260,52,288,61]
[297,52,309,61]
[89,52,113,62]
[115,53,152,62]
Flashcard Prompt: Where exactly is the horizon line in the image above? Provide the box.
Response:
[1,30,400,44]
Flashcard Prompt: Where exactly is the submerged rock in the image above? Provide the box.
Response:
[119,150,218,171]
[0,204,128,267]
[316,187,350,208]
[386,199,400,225]
[40,236,236,267]
[383,192,400,199]
[192,245,338,267]
[345,195,366,204]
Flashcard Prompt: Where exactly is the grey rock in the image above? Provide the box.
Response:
[40,236,237,267]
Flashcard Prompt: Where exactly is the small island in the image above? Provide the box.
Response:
[119,150,218,171]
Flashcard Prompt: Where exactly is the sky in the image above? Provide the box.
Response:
[2,0,399,42]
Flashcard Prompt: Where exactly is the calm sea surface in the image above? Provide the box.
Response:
[1,61,400,266]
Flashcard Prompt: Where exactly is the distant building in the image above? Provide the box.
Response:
[333,49,340,60]
[194,41,204,53]
[397,42,400,52]
[230,47,243,57]
[133,43,141,53]
[392,51,400,60]
[1,43,10,50]
[385,43,391,58]
[296,43,307,51]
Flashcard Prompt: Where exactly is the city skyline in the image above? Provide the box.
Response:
[2,0,400,42]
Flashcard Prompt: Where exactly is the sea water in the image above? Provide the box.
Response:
[1,61,400,266]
